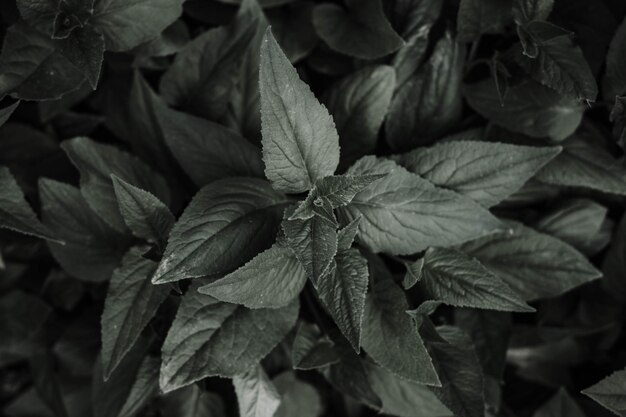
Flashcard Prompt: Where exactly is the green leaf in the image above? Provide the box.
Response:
[337,217,361,251]
[324,65,396,165]
[282,209,338,284]
[159,385,226,417]
[233,365,281,417]
[533,388,586,417]
[290,174,386,221]
[396,141,561,207]
[326,348,382,408]
[160,283,298,392]
[291,322,340,370]
[361,257,439,385]
[312,0,404,60]
[536,133,626,195]
[314,248,368,351]
[91,0,184,51]
[603,16,626,100]
[0,21,84,100]
[419,247,534,312]
[39,179,131,282]
[515,22,598,101]
[460,221,601,301]
[457,0,513,43]
[117,356,160,417]
[386,32,465,150]
[259,28,340,193]
[112,176,175,249]
[61,137,170,233]
[101,246,170,379]
[427,326,485,417]
[159,0,257,120]
[155,104,265,187]
[513,0,554,23]
[198,241,307,309]
[534,199,609,255]
[339,157,502,255]
[403,258,424,289]
[153,178,289,284]
[0,166,59,242]
[57,26,105,89]
[273,371,322,417]
[464,79,584,140]
[367,361,452,417]
[265,2,318,63]
[582,368,626,416]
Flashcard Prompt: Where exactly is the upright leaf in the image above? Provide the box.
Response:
[91,0,185,52]
[233,365,281,417]
[339,157,501,255]
[420,247,534,312]
[396,141,561,207]
[101,247,170,379]
[361,258,439,385]
[112,176,175,249]
[153,178,288,284]
[460,221,601,300]
[324,65,395,165]
[312,0,403,60]
[160,283,298,392]
[40,179,131,282]
[260,28,340,193]
[464,79,584,140]
[61,137,170,233]
[583,368,626,416]
[198,241,307,309]
[159,0,258,120]
[0,166,59,242]
[386,32,465,150]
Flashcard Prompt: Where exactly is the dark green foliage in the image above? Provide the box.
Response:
[1,1,625,416]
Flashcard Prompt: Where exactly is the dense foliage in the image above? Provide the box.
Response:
[1,0,626,416]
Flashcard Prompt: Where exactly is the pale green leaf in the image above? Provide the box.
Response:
[233,365,281,417]
[582,368,626,416]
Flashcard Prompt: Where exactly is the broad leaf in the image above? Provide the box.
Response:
[91,0,184,52]
[101,246,170,379]
[159,385,226,417]
[265,2,318,63]
[282,209,338,284]
[314,248,368,351]
[57,26,105,89]
[361,257,439,385]
[159,0,257,120]
[160,283,298,392]
[460,221,601,300]
[260,28,339,193]
[536,133,626,195]
[339,157,501,255]
[40,179,131,282]
[464,79,584,140]
[0,166,59,242]
[583,368,626,416]
[603,16,626,100]
[117,356,160,417]
[386,32,465,150]
[156,104,265,186]
[396,141,561,207]
[61,137,170,233]
[312,0,404,60]
[153,178,289,284]
[233,365,281,417]
[112,176,175,249]
[198,241,307,309]
[427,326,485,417]
[273,371,321,417]
[291,322,340,370]
[533,388,586,417]
[324,65,396,165]
[420,247,534,312]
